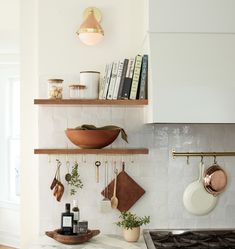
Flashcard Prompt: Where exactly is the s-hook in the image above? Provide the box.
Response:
[186,156,190,165]
[213,155,217,164]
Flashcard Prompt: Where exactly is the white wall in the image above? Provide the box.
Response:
[37,0,147,234]
[21,0,147,248]
[0,207,20,247]
[0,0,19,53]
[21,0,39,248]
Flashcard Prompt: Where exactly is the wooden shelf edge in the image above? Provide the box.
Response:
[34,148,149,155]
[34,99,148,106]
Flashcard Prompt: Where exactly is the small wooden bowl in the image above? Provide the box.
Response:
[45,229,100,245]
[65,128,120,149]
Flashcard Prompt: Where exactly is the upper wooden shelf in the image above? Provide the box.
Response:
[34,99,148,106]
[34,148,149,155]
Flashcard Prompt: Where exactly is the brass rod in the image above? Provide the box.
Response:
[172,150,235,158]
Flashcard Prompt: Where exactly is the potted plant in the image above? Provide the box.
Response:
[116,211,150,242]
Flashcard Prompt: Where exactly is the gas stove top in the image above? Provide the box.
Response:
[143,229,235,249]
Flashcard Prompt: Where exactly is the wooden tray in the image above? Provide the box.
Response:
[45,229,100,245]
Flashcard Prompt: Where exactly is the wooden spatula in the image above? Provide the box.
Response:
[111,169,118,209]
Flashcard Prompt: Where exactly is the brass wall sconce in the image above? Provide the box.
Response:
[76,7,104,46]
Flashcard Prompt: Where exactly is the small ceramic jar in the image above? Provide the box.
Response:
[80,71,100,99]
[69,85,86,99]
[48,79,63,99]
[78,221,88,234]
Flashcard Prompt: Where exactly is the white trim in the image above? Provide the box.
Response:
[0,200,20,210]
[0,231,20,248]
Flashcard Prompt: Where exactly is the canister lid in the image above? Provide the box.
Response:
[80,71,100,74]
[69,84,87,89]
[48,79,64,83]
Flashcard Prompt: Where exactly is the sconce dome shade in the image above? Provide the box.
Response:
[77,8,104,46]
[78,32,104,46]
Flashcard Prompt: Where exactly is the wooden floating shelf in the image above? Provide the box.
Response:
[34,99,148,106]
[34,148,149,155]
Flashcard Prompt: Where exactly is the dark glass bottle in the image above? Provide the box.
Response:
[61,203,74,235]
[72,199,80,234]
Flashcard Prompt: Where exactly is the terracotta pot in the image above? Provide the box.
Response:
[65,128,120,149]
[123,227,140,242]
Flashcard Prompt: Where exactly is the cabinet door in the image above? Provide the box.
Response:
[148,33,235,123]
[149,0,235,33]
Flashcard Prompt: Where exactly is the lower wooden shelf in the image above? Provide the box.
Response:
[34,148,149,155]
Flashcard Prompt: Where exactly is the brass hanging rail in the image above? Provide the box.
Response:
[172,150,235,159]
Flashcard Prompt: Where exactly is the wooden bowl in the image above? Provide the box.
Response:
[65,128,120,149]
[46,229,100,245]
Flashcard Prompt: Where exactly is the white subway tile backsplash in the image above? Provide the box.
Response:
[38,103,235,233]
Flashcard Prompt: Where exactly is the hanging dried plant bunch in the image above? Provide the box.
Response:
[68,161,83,196]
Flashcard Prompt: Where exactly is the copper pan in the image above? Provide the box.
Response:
[203,161,227,196]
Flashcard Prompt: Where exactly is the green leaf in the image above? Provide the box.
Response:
[115,211,150,229]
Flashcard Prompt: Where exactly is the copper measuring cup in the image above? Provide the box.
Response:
[203,157,227,196]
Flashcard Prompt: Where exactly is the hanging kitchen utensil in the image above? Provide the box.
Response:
[183,159,217,215]
[101,162,145,212]
[51,159,64,202]
[203,157,227,196]
[100,160,111,212]
[110,168,119,209]
[95,161,101,183]
[50,159,60,190]
[65,159,72,182]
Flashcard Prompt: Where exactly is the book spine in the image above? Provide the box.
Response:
[138,55,148,99]
[102,63,113,99]
[112,60,124,99]
[107,61,118,100]
[117,59,129,99]
[121,58,135,99]
[129,55,142,100]
[99,64,108,99]
[129,58,135,79]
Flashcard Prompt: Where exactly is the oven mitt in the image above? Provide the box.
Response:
[75,124,128,143]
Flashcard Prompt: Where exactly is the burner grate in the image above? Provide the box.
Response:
[148,230,235,249]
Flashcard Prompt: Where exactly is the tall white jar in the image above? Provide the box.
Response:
[80,71,100,99]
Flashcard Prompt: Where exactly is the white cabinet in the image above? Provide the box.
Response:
[147,33,235,123]
[149,0,235,33]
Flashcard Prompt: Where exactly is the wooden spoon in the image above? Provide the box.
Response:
[111,169,118,209]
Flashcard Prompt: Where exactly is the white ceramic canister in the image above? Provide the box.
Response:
[80,71,100,99]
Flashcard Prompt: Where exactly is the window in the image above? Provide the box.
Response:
[0,66,20,206]
[8,77,20,202]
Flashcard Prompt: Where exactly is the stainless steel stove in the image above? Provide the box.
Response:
[143,229,235,249]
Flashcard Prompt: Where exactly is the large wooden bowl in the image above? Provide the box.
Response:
[65,128,120,149]
[45,229,100,245]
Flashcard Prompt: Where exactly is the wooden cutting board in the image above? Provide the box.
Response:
[101,170,145,212]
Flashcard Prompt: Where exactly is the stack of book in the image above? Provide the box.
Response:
[99,54,148,100]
